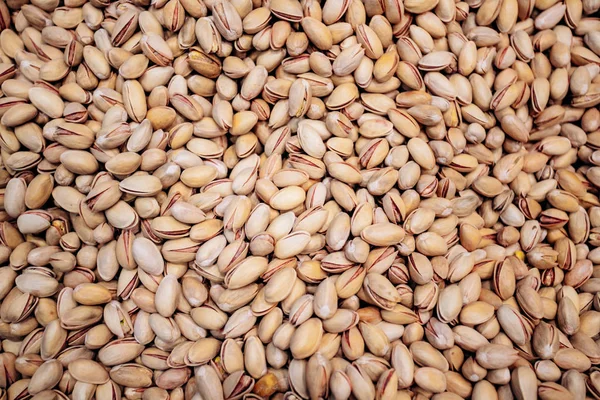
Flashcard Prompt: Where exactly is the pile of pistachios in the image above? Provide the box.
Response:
[0,0,600,398]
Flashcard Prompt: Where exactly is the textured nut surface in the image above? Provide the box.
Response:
[0,0,599,398]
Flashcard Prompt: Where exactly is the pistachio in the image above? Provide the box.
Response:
[0,0,597,397]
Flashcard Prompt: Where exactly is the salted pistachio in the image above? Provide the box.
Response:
[361,223,405,246]
[109,363,153,388]
[132,237,164,276]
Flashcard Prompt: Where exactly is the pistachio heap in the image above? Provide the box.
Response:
[1,0,600,397]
